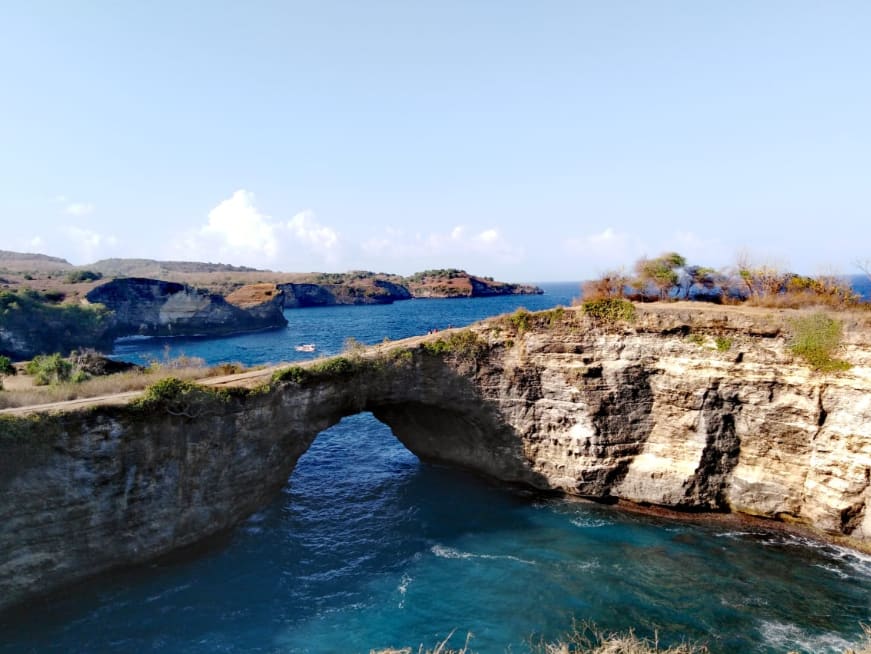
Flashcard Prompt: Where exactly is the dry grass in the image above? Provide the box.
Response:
[372,626,705,654]
[0,361,249,410]
[373,623,871,654]
[371,631,472,654]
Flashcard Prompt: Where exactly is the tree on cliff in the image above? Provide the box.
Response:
[581,268,630,300]
[633,252,686,300]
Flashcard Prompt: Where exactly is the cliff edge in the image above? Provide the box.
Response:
[1,303,869,611]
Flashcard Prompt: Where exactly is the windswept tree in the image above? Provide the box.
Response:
[581,268,630,300]
[634,252,686,300]
[734,252,789,300]
[682,265,721,300]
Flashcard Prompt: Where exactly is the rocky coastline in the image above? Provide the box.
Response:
[1,303,870,611]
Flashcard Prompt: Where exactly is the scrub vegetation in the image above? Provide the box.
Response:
[788,312,851,372]
[372,623,871,654]
[579,251,864,310]
[581,298,637,323]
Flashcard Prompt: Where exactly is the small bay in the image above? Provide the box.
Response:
[2,283,869,653]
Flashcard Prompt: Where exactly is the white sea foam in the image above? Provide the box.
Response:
[397,573,412,608]
[430,544,535,565]
[144,583,192,604]
[758,619,853,654]
[246,511,267,523]
[570,516,611,529]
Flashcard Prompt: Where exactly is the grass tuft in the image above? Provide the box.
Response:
[788,312,851,372]
[581,298,636,323]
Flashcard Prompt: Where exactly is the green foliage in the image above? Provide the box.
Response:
[635,252,686,300]
[272,356,368,386]
[715,336,733,352]
[135,377,228,417]
[687,333,705,346]
[0,356,15,376]
[406,268,467,283]
[508,308,532,333]
[65,269,103,283]
[272,365,309,384]
[0,289,111,356]
[581,298,636,322]
[25,354,73,386]
[788,312,851,372]
[308,356,356,377]
[422,330,487,360]
[388,348,414,366]
[541,305,566,327]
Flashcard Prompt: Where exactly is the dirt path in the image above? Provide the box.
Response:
[0,329,453,418]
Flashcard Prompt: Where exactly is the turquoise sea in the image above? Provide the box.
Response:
[1,283,869,653]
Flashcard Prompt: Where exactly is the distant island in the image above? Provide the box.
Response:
[0,251,542,360]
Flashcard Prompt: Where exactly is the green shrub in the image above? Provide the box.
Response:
[508,308,532,333]
[789,312,851,372]
[65,269,103,283]
[0,356,15,376]
[135,377,227,417]
[687,333,705,346]
[272,365,309,384]
[582,298,636,322]
[543,305,565,326]
[25,354,73,386]
[715,336,732,352]
[422,330,487,360]
[309,356,356,377]
[272,356,367,386]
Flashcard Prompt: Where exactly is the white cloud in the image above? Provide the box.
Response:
[65,202,95,216]
[287,210,340,261]
[201,189,280,259]
[62,226,118,263]
[564,227,647,273]
[563,227,732,278]
[171,189,342,268]
[362,224,523,264]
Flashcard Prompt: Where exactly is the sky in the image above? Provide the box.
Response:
[1,2,870,282]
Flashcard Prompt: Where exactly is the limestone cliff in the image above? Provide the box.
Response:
[1,304,870,611]
[86,278,287,338]
[278,279,412,307]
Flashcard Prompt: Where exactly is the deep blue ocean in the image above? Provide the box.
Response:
[2,282,870,653]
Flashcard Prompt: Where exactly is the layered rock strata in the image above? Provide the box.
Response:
[1,304,870,611]
[86,277,287,338]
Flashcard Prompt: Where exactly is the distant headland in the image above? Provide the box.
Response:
[0,250,542,360]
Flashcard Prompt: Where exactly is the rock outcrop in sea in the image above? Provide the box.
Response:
[84,277,288,338]
[1,303,869,611]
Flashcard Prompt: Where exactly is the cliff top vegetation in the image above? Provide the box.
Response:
[580,251,870,311]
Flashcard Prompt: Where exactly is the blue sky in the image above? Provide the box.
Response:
[2,2,869,281]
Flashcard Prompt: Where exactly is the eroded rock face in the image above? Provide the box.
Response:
[86,278,287,337]
[1,304,870,611]
[277,280,412,307]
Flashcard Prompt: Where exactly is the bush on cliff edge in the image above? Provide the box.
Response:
[788,312,851,372]
[581,298,636,323]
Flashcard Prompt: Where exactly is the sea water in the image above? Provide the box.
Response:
[1,283,869,653]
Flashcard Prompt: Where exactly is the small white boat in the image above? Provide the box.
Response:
[295,343,316,352]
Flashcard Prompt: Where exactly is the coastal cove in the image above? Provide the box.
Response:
[2,283,871,653]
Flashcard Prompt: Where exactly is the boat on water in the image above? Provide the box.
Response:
[295,344,316,352]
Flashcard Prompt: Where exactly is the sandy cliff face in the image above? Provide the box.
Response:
[1,304,869,611]
[474,307,871,542]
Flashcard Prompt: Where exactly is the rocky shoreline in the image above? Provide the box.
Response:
[1,303,869,611]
